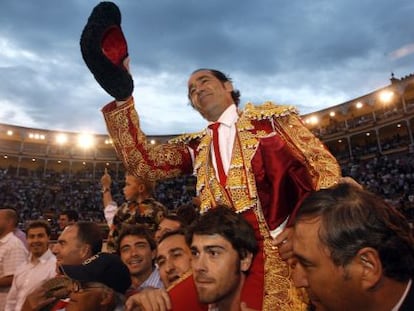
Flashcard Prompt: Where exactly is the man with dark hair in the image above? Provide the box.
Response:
[117,225,162,296]
[187,206,258,311]
[292,183,414,311]
[21,221,131,311]
[125,230,207,311]
[22,252,130,311]
[0,208,28,310]
[81,3,341,309]
[57,210,79,233]
[5,221,56,311]
[154,214,185,242]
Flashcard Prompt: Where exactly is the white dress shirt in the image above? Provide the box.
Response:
[207,104,238,177]
[5,248,57,311]
[206,104,288,237]
[0,232,28,311]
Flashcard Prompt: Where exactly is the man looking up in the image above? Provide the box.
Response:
[292,183,414,311]
[5,221,56,311]
[81,3,341,309]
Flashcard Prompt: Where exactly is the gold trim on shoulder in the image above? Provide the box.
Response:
[168,131,206,144]
[243,101,298,120]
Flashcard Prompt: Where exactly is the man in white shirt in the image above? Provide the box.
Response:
[0,208,28,311]
[5,221,56,311]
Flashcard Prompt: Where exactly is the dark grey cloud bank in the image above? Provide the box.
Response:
[0,0,413,135]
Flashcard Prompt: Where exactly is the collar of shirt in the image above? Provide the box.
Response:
[29,248,55,265]
[207,104,238,174]
[208,104,238,130]
[139,267,163,290]
[392,278,412,311]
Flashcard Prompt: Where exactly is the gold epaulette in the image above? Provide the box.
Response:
[168,130,206,144]
[242,102,298,120]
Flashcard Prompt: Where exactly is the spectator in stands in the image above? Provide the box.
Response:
[188,206,259,311]
[101,168,167,252]
[22,253,130,311]
[0,208,28,310]
[176,203,200,226]
[154,214,185,242]
[5,221,56,311]
[156,229,192,288]
[13,215,28,250]
[291,183,414,311]
[117,225,162,297]
[22,221,131,310]
[125,229,207,311]
[57,209,79,234]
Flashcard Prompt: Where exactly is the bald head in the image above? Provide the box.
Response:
[0,208,19,238]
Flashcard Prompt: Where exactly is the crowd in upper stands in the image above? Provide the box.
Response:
[342,153,414,221]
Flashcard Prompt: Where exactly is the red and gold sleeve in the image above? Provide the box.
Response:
[274,111,341,190]
[102,97,193,181]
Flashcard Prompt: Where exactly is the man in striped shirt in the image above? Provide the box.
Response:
[117,225,163,297]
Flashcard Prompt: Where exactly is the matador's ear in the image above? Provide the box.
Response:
[80,1,133,101]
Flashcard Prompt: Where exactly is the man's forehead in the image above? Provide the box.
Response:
[60,225,77,239]
[158,234,187,250]
[120,235,149,246]
[27,227,47,235]
[188,70,214,84]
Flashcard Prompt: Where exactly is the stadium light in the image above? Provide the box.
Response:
[77,133,95,149]
[329,111,336,117]
[150,139,156,145]
[6,130,13,136]
[56,133,68,145]
[379,90,394,103]
[355,102,363,109]
[305,115,319,125]
[28,132,46,140]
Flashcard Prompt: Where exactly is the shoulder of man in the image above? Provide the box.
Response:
[241,101,298,120]
[168,130,206,146]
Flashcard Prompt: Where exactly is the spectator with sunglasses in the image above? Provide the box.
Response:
[20,222,131,311]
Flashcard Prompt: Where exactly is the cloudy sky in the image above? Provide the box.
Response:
[1,0,413,135]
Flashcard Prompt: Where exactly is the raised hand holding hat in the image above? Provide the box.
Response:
[80,1,133,100]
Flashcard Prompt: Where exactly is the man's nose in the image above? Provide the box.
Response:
[291,264,309,288]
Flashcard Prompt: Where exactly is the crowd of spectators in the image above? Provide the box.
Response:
[0,168,197,239]
[342,152,414,221]
[1,151,413,239]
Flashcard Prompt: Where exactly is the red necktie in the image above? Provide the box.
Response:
[208,122,227,186]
